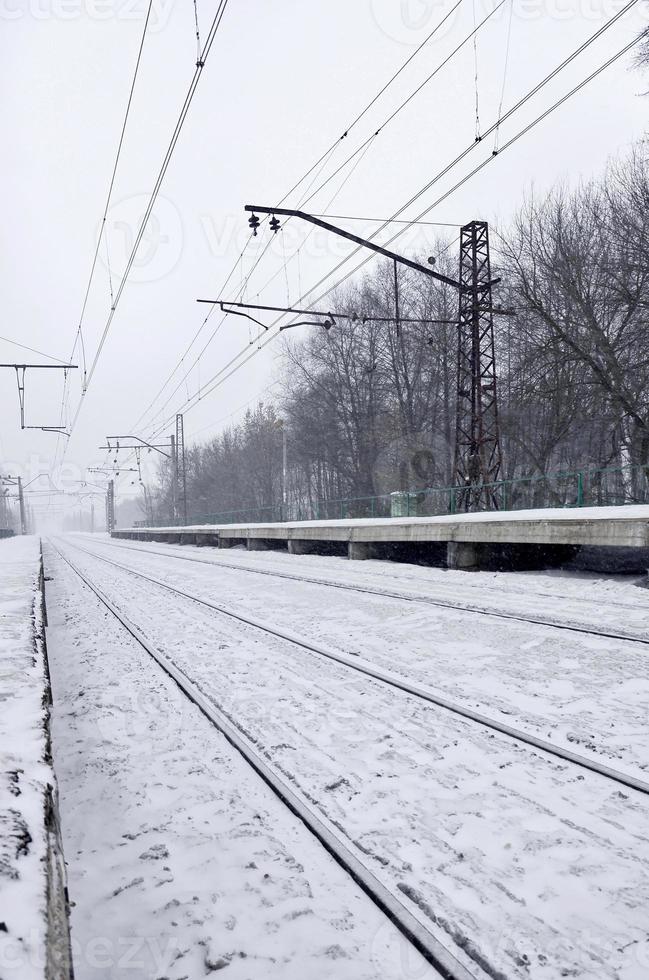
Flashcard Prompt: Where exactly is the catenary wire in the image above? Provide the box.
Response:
[161,0,628,433]
[68,0,154,383]
[0,335,72,365]
[145,15,639,435]
[124,0,469,441]
[294,0,507,215]
[61,0,231,459]
[139,128,381,439]
[276,0,465,208]
[53,0,154,477]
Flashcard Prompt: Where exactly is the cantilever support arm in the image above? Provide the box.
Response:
[245,204,465,290]
[102,435,172,459]
[219,302,269,331]
[219,302,330,335]
[23,426,70,435]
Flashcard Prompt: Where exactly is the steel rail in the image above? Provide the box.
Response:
[49,539,472,980]
[60,537,649,797]
[97,535,649,646]
[92,533,649,614]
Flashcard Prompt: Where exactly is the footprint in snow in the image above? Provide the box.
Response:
[139,843,170,860]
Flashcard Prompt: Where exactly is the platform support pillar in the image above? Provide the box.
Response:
[447,541,481,571]
[348,541,371,560]
[288,539,313,555]
[247,538,268,551]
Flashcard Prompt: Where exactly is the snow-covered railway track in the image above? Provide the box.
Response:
[50,537,649,980]
[50,538,469,980]
[58,536,649,797]
[87,535,649,645]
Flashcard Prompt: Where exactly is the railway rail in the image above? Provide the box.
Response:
[49,538,472,980]
[57,536,649,797]
[93,534,649,645]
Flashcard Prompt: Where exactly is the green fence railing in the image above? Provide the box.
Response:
[137,462,649,528]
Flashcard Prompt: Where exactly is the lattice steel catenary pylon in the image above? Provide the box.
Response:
[453,221,503,511]
[175,413,187,525]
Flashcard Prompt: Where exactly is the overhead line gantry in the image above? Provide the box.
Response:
[0,363,78,432]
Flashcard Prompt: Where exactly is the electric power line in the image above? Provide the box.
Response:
[68,0,154,385]
[53,1,154,476]
[146,25,640,438]
[277,0,465,208]
[280,30,643,331]
[135,94,406,437]
[311,215,463,227]
[265,0,639,324]
[264,0,642,327]
[293,0,507,217]
[125,0,471,439]
[130,231,255,434]
[61,0,231,458]
[0,335,71,364]
[188,0,510,375]
[494,0,515,152]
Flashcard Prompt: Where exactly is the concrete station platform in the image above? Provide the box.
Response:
[113,505,649,570]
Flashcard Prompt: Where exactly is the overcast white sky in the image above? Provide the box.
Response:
[0,0,646,526]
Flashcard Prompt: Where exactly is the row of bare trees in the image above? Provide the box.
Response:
[147,144,649,523]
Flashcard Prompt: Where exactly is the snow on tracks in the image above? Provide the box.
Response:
[75,532,649,780]
[44,541,446,980]
[52,534,649,980]
[58,537,649,796]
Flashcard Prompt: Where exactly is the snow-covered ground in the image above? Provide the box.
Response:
[0,536,66,979]
[97,532,649,634]
[76,533,649,777]
[46,534,649,980]
[44,542,438,980]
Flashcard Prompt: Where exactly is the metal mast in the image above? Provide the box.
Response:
[0,475,28,533]
[17,477,26,534]
[454,221,502,510]
[237,207,507,513]
[175,413,187,525]
[105,479,115,533]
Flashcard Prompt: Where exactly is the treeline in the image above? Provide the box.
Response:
[148,145,649,523]
[0,495,18,532]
